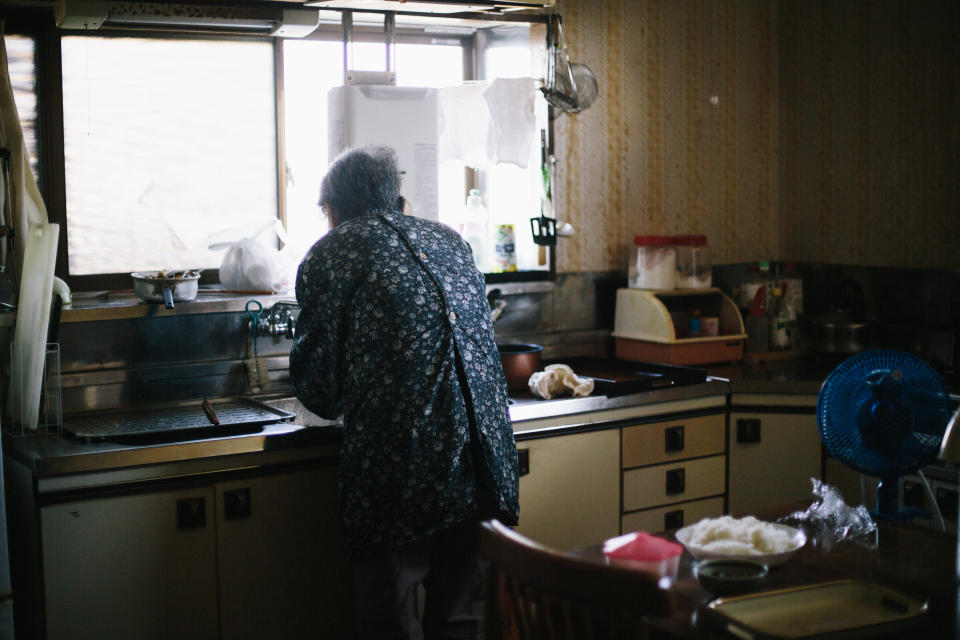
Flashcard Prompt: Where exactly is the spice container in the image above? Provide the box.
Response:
[629,235,676,290]
[674,235,712,289]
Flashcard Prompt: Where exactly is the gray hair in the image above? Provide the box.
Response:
[320,146,403,225]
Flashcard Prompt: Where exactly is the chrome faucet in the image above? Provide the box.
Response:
[252,300,298,339]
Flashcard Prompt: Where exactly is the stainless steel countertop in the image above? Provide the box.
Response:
[4,365,834,482]
[3,422,343,481]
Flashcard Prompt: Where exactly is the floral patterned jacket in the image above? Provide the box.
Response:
[290,211,519,560]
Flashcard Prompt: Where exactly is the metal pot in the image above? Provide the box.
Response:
[131,270,200,309]
[498,343,543,391]
[812,311,875,354]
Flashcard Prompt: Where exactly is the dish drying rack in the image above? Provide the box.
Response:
[5,342,62,436]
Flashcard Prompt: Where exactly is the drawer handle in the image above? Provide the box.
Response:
[665,425,685,453]
[664,509,684,530]
[176,497,206,530]
[665,468,685,495]
[517,449,530,478]
[736,418,762,444]
[224,488,252,520]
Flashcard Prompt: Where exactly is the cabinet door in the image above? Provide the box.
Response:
[516,429,620,551]
[728,412,822,514]
[41,487,218,640]
[216,464,349,640]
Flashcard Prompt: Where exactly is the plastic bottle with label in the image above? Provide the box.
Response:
[739,262,774,315]
[745,286,769,354]
[781,262,803,316]
[460,189,490,273]
[767,285,789,350]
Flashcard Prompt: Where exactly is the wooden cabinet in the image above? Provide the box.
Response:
[27,461,347,640]
[728,396,822,514]
[515,429,620,551]
[620,413,726,533]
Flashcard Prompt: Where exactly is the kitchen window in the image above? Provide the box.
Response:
[61,35,277,276]
[8,9,550,291]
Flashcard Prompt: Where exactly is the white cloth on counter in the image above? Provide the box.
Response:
[528,364,595,400]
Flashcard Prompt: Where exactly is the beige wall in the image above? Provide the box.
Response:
[552,0,959,273]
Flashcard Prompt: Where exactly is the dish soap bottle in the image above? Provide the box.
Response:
[460,189,490,273]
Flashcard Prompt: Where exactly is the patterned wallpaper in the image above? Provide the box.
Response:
[551,0,959,273]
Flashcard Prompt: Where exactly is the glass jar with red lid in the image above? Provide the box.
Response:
[629,235,677,290]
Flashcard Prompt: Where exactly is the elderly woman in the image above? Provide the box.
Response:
[290,145,519,640]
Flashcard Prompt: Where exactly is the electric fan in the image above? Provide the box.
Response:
[817,349,952,520]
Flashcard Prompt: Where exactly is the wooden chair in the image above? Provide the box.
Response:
[480,519,672,640]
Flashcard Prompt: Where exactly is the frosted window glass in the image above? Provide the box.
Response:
[61,37,277,275]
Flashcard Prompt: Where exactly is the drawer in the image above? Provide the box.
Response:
[621,414,725,468]
[622,455,725,512]
[621,497,724,534]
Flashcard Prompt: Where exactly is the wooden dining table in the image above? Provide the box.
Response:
[569,504,959,638]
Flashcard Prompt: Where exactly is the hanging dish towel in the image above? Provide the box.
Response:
[483,77,537,169]
[0,22,49,277]
[438,82,493,170]
[2,25,56,430]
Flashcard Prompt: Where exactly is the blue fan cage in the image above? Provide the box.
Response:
[817,349,952,518]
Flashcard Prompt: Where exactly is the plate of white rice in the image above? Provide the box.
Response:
[675,516,806,566]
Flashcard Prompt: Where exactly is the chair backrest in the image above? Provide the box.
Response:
[480,519,672,640]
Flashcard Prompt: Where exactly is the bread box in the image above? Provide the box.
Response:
[613,288,746,365]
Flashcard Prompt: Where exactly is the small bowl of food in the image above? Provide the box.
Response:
[675,515,806,567]
[694,558,769,596]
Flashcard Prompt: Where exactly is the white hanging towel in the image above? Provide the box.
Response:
[9,222,59,430]
[437,82,493,170]
[0,23,50,281]
[483,77,537,169]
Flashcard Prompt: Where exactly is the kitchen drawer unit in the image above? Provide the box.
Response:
[622,454,726,512]
[621,414,725,468]
[621,496,724,534]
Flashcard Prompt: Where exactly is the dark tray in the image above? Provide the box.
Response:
[550,356,708,396]
[63,397,295,443]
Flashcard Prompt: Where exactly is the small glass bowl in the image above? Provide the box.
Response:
[694,558,769,596]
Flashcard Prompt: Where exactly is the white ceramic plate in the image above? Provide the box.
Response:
[675,521,807,567]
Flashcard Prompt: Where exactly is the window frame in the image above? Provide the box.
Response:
[6,6,554,292]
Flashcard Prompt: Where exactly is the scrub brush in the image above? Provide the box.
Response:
[244,300,271,393]
[245,338,270,393]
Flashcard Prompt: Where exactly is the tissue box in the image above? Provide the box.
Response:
[603,531,683,583]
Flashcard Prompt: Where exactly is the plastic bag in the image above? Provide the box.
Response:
[211,220,287,292]
[778,478,877,551]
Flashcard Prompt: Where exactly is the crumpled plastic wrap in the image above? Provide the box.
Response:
[778,478,877,551]
[528,364,595,399]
